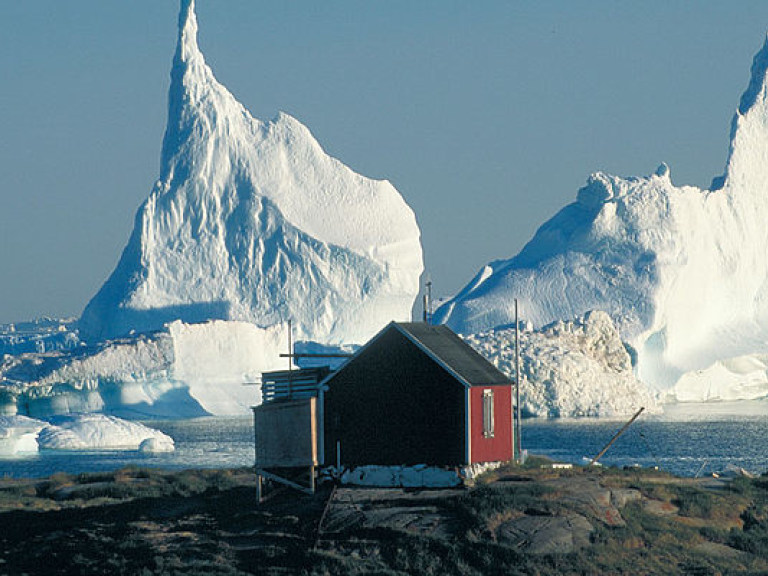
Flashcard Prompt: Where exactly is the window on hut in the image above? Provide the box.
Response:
[483,388,494,438]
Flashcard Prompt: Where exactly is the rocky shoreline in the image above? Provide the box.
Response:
[1,460,767,574]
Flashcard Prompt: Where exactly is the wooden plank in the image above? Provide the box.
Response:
[254,397,318,467]
[590,407,645,466]
[255,468,314,495]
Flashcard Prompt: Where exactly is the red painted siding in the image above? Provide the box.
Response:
[469,385,513,464]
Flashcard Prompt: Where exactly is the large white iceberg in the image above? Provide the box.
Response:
[79,0,423,347]
[0,0,421,421]
[436,36,768,403]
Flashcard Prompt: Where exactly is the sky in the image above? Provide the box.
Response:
[3,1,768,324]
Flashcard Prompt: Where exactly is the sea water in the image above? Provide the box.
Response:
[3,401,768,478]
[0,417,255,479]
[525,400,768,477]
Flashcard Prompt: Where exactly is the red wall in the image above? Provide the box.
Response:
[469,385,513,464]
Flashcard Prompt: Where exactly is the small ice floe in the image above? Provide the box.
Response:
[0,415,47,456]
[37,414,174,452]
[139,436,175,453]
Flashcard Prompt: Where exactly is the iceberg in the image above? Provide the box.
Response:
[436,36,768,402]
[79,0,423,347]
[0,318,79,357]
[463,311,657,418]
[37,414,174,452]
[0,320,286,418]
[0,414,172,456]
[0,0,422,421]
[0,415,45,456]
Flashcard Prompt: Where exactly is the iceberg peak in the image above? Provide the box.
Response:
[738,33,768,116]
[715,33,768,194]
[177,0,200,66]
[654,163,670,179]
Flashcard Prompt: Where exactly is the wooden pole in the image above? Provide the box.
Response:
[288,319,293,397]
[589,407,645,466]
[253,407,263,503]
[310,465,316,494]
[514,298,522,462]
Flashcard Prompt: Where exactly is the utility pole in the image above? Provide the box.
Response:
[515,298,522,462]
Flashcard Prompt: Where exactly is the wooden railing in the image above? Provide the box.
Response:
[260,367,332,403]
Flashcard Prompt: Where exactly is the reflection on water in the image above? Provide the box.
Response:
[3,401,768,479]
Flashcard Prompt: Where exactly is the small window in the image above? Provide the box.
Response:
[482,389,494,438]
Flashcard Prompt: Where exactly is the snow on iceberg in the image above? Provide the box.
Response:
[37,414,174,452]
[463,311,657,418]
[436,36,768,403]
[79,0,422,347]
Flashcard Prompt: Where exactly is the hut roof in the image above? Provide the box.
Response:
[323,322,511,389]
[395,322,511,387]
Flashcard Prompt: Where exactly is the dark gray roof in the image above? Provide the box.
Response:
[395,322,511,387]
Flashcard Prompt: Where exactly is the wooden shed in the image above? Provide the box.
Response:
[321,322,514,467]
[252,322,515,495]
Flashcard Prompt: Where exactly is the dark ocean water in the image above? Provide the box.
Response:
[2,402,768,478]
[0,417,255,479]
[524,409,768,477]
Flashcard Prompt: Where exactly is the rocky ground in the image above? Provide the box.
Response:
[1,460,768,574]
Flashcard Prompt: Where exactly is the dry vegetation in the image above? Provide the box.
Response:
[1,461,768,574]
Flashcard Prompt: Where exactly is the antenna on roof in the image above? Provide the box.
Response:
[422,280,433,324]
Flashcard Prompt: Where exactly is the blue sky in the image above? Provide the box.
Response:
[2,1,768,323]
